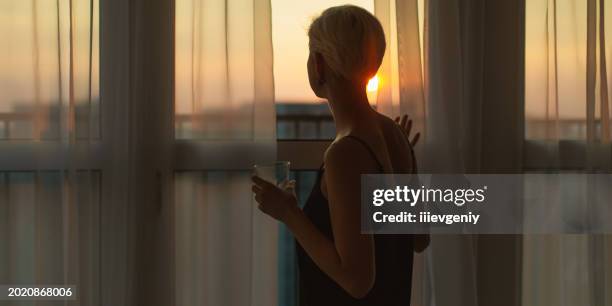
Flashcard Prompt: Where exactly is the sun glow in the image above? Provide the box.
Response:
[366,75,379,93]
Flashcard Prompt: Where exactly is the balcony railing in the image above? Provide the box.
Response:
[0,106,608,141]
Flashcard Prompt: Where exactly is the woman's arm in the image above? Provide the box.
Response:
[395,114,430,253]
[251,139,378,298]
[294,139,378,297]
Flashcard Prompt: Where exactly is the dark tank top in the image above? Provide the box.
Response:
[296,135,414,306]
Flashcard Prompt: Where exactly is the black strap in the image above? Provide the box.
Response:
[344,135,384,171]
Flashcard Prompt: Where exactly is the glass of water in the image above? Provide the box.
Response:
[253,161,290,186]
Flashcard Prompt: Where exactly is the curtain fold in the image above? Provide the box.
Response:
[388,1,524,305]
[1,0,100,304]
[374,1,482,305]
[395,0,427,159]
[374,0,396,116]
[523,1,612,306]
[387,0,611,304]
[174,0,277,305]
[420,1,482,305]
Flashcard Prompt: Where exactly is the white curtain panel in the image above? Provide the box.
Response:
[174,0,277,306]
[0,0,100,304]
[422,1,483,306]
[375,1,483,305]
[373,2,432,306]
[523,0,612,305]
[2,0,275,305]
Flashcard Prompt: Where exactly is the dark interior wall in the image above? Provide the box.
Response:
[478,0,525,306]
[130,0,175,305]
[481,0,525,173]
[100,0,175,305]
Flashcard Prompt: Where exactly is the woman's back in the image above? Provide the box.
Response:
[297,113,416,306]
[356,112,416,174]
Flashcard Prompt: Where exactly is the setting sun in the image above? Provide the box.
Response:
[367,75,379,93]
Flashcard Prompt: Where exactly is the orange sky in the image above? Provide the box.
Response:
[2,0,609,120]
[271,0,373,103]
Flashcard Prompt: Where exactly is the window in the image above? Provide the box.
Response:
[272,0,374,141]
[0,0,101,300]
[522,3,611,305]
[524,0,612,170]
[0,0,100,140]
[524,0,588,141]
[524,0,612,142]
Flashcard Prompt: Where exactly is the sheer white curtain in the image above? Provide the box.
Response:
[174,0,277,305]
[376,1,526,306]
[2,0,276,305]
[0,0,100,304]
[386,0,612,305]
[523,0,612,305]
[374,1,481,305]
[411,1,482,306]
[1,0,178,305]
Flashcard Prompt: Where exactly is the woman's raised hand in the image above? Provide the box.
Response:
[251,176,299,222]
[394,114,420,147]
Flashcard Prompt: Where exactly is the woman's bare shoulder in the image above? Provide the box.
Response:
[324,135,380,171]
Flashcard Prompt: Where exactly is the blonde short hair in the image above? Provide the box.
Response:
[308,5,386,81]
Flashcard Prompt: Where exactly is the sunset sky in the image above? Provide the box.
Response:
[271,0,373,103]
[2,0,608,120]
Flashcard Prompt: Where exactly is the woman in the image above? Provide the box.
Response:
[252,5,428,305]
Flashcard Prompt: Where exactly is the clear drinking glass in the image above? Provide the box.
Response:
[253,161,290,186]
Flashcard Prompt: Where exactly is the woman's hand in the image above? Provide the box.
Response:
[396,115,429,251]
[251,176,299,222]
[395,114,420,147]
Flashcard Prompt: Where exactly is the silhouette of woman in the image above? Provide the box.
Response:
[252,5,428,305]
